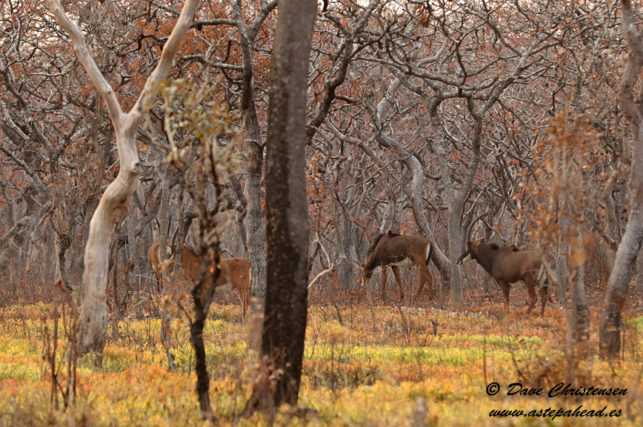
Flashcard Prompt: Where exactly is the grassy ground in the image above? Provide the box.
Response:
[0,300,640,426]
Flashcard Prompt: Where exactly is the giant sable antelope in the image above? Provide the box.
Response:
[148,241,252,318]
[457,238,550,316]
[363,231,434,302]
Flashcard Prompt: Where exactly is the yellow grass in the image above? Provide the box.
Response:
[0,302,640,426]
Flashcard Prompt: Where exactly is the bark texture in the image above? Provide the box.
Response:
[233,1,276,307]
[246,0,316,412]
[599,0,643,359]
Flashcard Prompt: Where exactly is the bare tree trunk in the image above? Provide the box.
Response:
[373,78,451,280]
[430,115,468,303]
[565,261,590,383]
[599,0,643,359]
[54,233,72,289]
[335,209,357,290]
[245,152,267,303]
[190,256,220,422]
[447,213,465,303]
[157,165,172,259]
[569,252,590,359]
[77,132,140,356]
[637,252,643,291]
[155,165,176,369]
[245,0,316,414]
[233,1,276,307]
[555,252,568,308]
[48,0,200,356]
[600,196,642,357]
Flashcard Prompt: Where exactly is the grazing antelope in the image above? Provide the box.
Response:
[148,241,251,318]
[363,231,434,302]
[457,238,550,316]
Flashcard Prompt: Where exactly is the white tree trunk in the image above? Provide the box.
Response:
[599,0,643,359]
[599,126,643,358]
[48,0,200,356]
[79,145,139,352]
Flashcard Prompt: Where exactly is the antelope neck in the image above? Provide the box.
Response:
[472,246,495,275]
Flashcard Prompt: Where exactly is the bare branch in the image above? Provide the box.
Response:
[619,0,643,125]
[130,0,202,125]
[47,0,123,126]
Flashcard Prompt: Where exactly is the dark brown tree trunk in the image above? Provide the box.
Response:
[245,0,316,413]
[190,274,217,422]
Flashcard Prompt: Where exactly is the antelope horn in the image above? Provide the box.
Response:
[465,211,489,243]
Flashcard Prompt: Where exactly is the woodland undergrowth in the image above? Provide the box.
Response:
[0,294,640,426]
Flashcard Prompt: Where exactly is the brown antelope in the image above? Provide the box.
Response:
[363,231,434,302]
[457,238,550,316]
[148,241,251,318]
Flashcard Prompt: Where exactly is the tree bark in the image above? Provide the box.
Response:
[599,0,643,359]
[233,1,277,307]
[48,0,200,356]
[245,147,267,303]
[189,250,220,422]
[569,245,590,360]
[246,0,316,412]
[154,165,176,369]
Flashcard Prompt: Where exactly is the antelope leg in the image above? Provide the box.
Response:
[539,286,547,317]
[416,263,433,300]
[391,266,404,301]
[500,282,510,313]
[526,282,537,313]
[381,267,388,303]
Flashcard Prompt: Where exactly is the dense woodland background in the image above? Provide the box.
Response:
[2,0,640,308]
[0,0,642,424]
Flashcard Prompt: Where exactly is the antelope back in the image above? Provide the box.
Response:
[469,239,543,281]
[368,233,431,266]
[180,248,250,293]
[177,244,203,284]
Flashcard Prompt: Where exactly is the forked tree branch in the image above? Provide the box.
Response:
[47,0,202,357]
[47,0,123,126]
[48,0,202,130]
[130,0,201,125]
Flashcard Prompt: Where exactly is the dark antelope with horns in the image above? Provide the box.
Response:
[457,238,550,315]
[363,231,434,302]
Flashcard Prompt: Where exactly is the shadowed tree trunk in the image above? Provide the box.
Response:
[599,0,643,359]
[47,0,201,356]
[233,1,277,307]
[244,0,316,414]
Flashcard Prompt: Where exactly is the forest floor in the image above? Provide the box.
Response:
[0,288,640,426]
